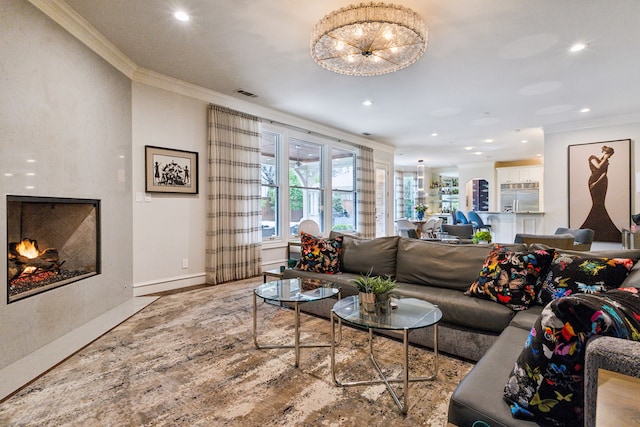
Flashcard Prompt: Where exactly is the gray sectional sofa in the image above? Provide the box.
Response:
[282,234,640,426]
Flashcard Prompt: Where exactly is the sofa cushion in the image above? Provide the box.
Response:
[395,238,528,291]
[465,247,555,310]
[340,235,399,277]
[394,282,516,333]
[537,254,635,305]
[503,288,640,427]
[448,326,538,427]
[296,232,343,274]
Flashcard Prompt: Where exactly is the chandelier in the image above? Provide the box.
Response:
[310,2,428,76]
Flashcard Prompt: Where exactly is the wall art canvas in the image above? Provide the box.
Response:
[145,145,198,194]
[568,139,631,242]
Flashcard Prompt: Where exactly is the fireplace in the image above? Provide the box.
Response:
[7,196,101,303]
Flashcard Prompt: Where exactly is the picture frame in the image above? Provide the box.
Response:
[145,145,198,194]
[568,139,631,242]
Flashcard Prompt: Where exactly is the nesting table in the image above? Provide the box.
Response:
[330,295,442,414]
[253,277,341,367]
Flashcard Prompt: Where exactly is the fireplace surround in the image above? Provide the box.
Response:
[7,196,101,303]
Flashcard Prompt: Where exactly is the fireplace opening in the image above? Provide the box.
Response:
[7,196,101,303]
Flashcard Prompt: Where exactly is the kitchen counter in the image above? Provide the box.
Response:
[476,212,545,244]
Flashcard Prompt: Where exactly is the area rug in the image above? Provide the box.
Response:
[0,278,473,426]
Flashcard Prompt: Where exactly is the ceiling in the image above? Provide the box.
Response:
[63,0,640,168]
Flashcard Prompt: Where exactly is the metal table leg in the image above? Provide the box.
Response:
[253,290,342,368]
[331,311,438,414]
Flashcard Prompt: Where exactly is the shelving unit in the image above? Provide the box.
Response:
[426,176,459,214]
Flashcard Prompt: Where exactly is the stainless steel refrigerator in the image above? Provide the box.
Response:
[500,182,540,212]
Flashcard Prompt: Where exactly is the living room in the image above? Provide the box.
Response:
[2,0,640,425]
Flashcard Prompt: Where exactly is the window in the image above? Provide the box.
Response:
[331,147,356,232]
[402,174,416,218]
[260,123,359,242]
[260,131,280,239]
[289,139,323,236]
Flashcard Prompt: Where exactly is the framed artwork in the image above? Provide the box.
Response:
[568,139,631,242]
[145,145,198,194]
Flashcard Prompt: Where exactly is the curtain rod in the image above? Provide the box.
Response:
[210,103,370,151]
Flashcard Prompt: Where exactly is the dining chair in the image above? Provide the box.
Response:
[467,211,492,231]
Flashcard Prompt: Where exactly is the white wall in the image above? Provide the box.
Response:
[544,122,640,234]
[0,0,132,369]
[458,162,497,213]
[131,83,208,295]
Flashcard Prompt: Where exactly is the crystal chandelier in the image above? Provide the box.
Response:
[310,2,428,76]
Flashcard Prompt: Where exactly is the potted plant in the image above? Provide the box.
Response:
[414,203,428,220]
[352,271,397,315]
[472,230,492,244]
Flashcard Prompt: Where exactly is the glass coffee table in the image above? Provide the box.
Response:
[253,277,341,367]
[330,295,442,414]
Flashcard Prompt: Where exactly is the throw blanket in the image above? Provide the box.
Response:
[503,288,640,426]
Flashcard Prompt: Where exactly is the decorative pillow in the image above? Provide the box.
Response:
[296,232,343,274]
[503,288,640,426]
[537,255,635,305]
[465,247,555,310]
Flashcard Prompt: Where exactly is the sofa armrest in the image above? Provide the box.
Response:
[584,336,640,426]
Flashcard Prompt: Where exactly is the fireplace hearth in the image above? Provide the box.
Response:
[7,196,101,303]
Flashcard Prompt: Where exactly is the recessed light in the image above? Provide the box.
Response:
[536,153,542,157]
[473,151,482,156]
[26,159,36,163]
[4,173,13,177]
[464,146,473,151]
[26,172,35,176]
[174,11,190,22]
[483,139,493,143]
[521,140,528,143]
[362,100,374,106]
[580,107,591,113]
[570,43,586,53]
[431,133,438,137]
[25,186,35,190]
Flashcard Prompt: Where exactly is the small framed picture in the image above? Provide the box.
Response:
[145,145,198,194]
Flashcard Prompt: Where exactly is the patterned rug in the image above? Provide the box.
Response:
[0,278,473,426]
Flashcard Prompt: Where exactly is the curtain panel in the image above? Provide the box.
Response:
[356,145,376,238]
[206,105,262,285]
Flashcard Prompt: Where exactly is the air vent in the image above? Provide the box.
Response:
[236,89,257,98]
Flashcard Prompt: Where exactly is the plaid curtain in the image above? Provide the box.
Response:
[206,105,262,284]
[356,145,376,238]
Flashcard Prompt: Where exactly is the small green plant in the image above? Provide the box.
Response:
[473,230,492,244]
[352,270,397,294]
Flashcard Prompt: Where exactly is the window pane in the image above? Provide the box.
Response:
[331,147,354,191]
[332,191,355,231]
[289,188,322,236]
[261,131,280,240]
[403,176,416,218]
[261,132,278,185]
[261,186,277,238]
[289,139,321,189]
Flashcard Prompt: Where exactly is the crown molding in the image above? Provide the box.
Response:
[28,0,394,154]
[28,0,137,78]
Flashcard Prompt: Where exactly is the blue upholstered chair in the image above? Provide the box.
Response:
[467,211,492,231]
[455,210,469,225]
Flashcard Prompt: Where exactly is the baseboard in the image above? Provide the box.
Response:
[0,296,157,402]
[133,273,207,296]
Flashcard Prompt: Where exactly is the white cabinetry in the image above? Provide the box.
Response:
[497,166,543,184]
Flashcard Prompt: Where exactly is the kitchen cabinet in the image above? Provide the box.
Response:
[497,166,543,184]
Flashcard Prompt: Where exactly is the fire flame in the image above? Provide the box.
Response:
[16,240,40,259]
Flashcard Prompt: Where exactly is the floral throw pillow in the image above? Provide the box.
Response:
[465,247,555,310]
[537,255,635,305]
[503,288,640,427]
[296,232,343,274]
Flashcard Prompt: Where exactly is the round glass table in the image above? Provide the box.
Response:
[330,295,442,414]
[253,277,341,367]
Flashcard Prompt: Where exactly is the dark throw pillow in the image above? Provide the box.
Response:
[503,288,640,427]
[537,255,635,305]
[296,232,343,274]
[465,247,555,310]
